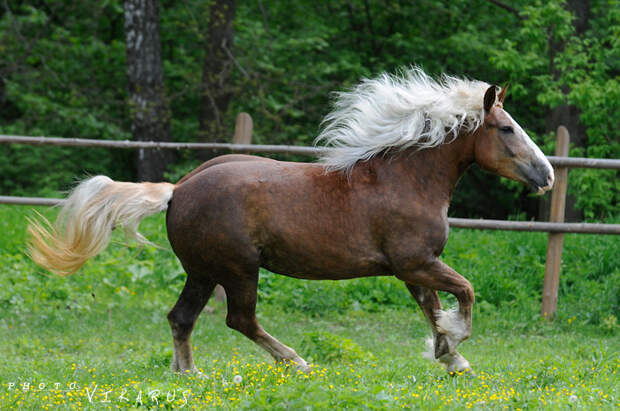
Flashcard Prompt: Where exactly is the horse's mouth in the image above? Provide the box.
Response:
[527,178,553,196]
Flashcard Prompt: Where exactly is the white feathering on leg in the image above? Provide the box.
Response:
[421,335,472,373]
[435,308,468,341]
[421,336,435,360]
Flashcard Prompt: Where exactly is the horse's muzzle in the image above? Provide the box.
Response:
[519,161,554,195]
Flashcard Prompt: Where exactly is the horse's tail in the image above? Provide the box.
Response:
[27,176,175,276]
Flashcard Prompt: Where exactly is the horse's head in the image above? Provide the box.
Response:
[474,85,554,195]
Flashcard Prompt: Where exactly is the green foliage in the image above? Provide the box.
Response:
[0,1,133,195]
[300,331,375,363]
[258,270,413,316]
[0,0,617,218]
[0,206,186,317]
[489,0,620,219]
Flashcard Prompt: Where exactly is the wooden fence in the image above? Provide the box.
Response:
[1,113,619,318]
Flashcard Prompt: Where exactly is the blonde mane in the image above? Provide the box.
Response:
[315,67,490,172]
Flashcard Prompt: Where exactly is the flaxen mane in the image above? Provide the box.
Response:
[315,67,490,172]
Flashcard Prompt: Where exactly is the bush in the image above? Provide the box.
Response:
[300,331,375,363]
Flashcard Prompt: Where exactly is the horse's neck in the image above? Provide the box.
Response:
[386,132,477,203]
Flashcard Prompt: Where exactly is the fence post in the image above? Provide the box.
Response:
[211,113,254,304]
[541,126,570,319]
[233,112,253,145]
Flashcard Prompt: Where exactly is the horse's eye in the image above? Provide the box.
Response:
[500,126,514,134]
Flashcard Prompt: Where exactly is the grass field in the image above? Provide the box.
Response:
[0,204,618,409]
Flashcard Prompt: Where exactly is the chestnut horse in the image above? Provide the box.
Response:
[28,69,554,374]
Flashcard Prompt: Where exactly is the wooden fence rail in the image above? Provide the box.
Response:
[2,134,620,170]
[1,115,618,318]
[0,135,327,156]
[1,194,617,234]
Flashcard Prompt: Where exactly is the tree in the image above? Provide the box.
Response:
[198,0,236,145]
[124,0,174,181]
[542,0,590,221]
[489,0,619,220]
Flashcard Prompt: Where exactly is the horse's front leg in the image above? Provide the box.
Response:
[406,284,471,373]
[396,259,474,368]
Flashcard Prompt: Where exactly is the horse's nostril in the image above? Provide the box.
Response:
[538,172,555,193]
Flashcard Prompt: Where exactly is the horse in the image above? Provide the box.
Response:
[27,68,554,374]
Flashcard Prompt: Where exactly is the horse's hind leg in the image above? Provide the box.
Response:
[406,285,471,373]
[222,270,310,372]
[167,275,216,373]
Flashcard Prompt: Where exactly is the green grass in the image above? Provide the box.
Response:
[0,205,618,409]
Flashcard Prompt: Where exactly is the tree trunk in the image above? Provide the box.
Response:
[198,0,236,147]
[124,0,174,182]
[540,0,590,222]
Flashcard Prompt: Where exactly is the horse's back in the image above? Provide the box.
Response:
[176,154,274,185]
[167,159,325,243]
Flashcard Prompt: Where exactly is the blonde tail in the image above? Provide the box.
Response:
[27,176,175,276]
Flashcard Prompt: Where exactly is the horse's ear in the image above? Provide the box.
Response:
[498,82,509,103]
[483,85,497,113]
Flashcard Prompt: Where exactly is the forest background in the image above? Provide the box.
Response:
[0,0,618,220]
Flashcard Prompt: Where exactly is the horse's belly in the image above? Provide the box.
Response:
[259,246,391,280]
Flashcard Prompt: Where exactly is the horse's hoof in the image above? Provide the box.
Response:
[280,357,311,374]
[448,367,476,377]
[171,363,202,376]
[438,351,472,375]
[296,361,312,374]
